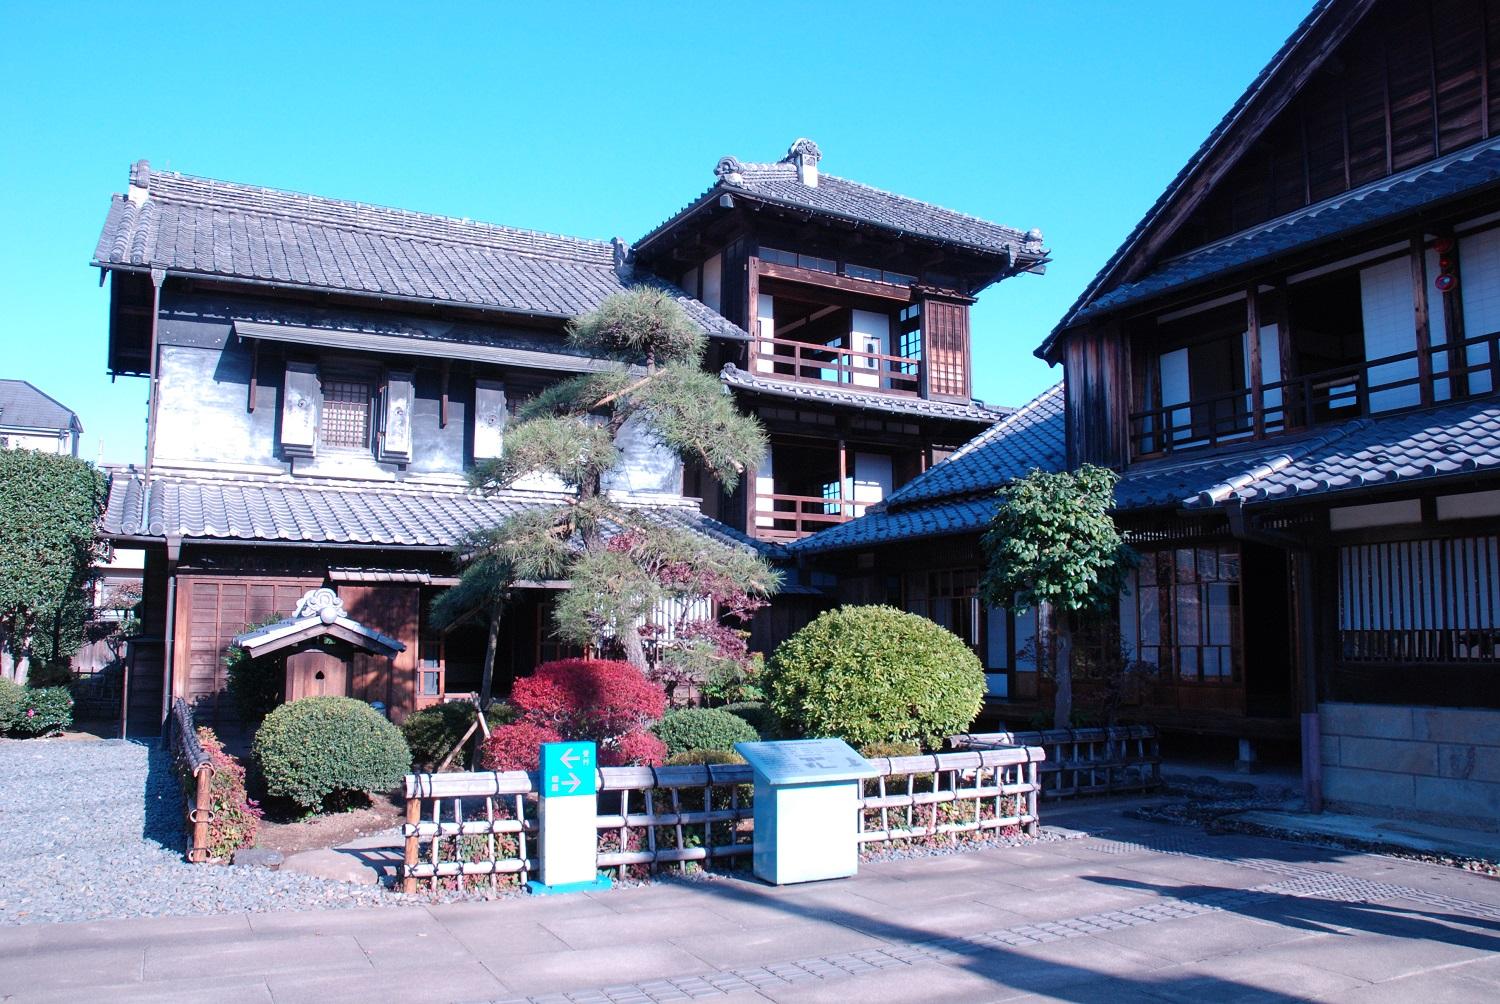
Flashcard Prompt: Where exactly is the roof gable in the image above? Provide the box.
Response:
[1042,0,1375,356]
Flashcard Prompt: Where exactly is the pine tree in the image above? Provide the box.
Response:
[434,288,779,705]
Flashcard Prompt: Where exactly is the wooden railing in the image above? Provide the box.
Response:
[1129,330,1500,456]
[400,745,1046,895]
[752,335,921,396]
[752,491,857,543]
[163,698,215,863]
[953,726,1161,799]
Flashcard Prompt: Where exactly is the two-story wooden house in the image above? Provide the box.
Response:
[806,0,1499,828]
[92,142,1043,732]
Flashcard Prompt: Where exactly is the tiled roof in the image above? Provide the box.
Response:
[883,383,1066,506]
[637,142,1046,261]
[102,472,772,555]
[92,163,747,341]
[0,380,82,433]
[791,383,1066,554]
[1043,0,1344,351]
[719,364,1012,423]
[1071,136,1500,325]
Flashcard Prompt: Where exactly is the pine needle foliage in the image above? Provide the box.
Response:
[441,289,776,686]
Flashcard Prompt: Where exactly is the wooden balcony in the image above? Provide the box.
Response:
[751,336,921,397]
[752,492,858,543]
[1130,330,1500,457]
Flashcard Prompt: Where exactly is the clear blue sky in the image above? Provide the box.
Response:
[0,1,1313,465]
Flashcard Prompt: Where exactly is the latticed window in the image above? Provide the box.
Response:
[320,379,372,449]
[1120,545,1241,684]
[1339,535,1499,663]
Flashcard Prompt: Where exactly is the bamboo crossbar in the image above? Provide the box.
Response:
[596,806,744,829]
[401,818,532,838]
[403,857,536,878]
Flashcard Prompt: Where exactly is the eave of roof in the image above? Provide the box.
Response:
[719,364,1011,424]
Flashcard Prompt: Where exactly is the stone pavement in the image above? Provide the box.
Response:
[3,802,1499,1003]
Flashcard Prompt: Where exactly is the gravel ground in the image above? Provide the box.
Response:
[0,738,398,926]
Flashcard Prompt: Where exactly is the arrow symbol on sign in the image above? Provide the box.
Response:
[560,749,580,769]
[563,775,581,793]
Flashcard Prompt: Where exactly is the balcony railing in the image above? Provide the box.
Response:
[752,492,858,543]
[1130,330,1500,456]
[751,336,921,396]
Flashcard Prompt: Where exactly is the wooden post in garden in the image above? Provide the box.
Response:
[402,793,421,895]
[190,767,212,862]
[1025,759,1040,836]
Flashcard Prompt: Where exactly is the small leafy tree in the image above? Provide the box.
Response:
[434,288,778,700]
[980,465,1135,729]
[0,450,108,684]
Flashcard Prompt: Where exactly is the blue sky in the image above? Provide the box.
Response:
[0,1,1312,465]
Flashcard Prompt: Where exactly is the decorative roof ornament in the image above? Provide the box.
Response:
[294,587,344,625]
[783,138,822,187]
[1024,228,1045,251]
[714,156,744,186]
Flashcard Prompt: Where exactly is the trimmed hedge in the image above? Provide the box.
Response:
[0,677,22,732]
[664,748,746,766]
[253,697,411,811]
[720,700,781,739]
[765,605,984,749]
[652,707,758,757]
[402,701,517,767]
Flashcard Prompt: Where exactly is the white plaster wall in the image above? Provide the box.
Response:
[153,344,272,467]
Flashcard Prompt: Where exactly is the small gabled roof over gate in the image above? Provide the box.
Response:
[233,588,405,659]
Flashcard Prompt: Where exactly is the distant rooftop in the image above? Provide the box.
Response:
[0,379,82,434]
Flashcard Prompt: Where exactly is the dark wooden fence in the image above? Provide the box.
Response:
[953,726,1161,798]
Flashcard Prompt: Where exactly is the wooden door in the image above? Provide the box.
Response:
[286,650,350,701]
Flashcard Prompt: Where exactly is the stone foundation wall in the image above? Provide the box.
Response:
[1319,702,1500,832]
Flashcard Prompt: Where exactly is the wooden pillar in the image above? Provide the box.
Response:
[402,793,421,894]
[838,438,848,520]
[1410,234,1433,406]
[1247,287,1264,439]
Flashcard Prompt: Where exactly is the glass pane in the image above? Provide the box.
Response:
[1176,548,1196,583]
[986,606,1009,668]
[1014,608,1038,671]
[1207,583,1235,645]
[1179,647,1199,680]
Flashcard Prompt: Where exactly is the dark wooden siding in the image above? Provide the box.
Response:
[1164,0,1498,256]
[341,584,421,720]
[1064,321,1129,469]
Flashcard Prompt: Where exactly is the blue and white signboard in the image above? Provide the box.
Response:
[529,741,609,894]
[735,739,876,885]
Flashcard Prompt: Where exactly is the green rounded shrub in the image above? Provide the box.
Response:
[7,687,74,737]
[652,707,758,757]
[253,696,411,811]
[858,740,923,759]
[720,700,782,739]
[664,748,746,766]
[765,605,984,749]
[0,677,22,732]
[402,701,516,767]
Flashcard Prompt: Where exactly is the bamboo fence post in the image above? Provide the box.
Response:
[403,795,421,894]
[190,766,213,863]
[1025,759,1040,836]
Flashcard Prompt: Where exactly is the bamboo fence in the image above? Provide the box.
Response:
[952,725,1161,798]
[400,744,1046,896]
[163,698,215,863]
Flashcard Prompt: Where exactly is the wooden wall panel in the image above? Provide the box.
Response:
[1064,321,1128,469]
[922,299,971,400]
[174,575,319,722]
[339,585,420,721]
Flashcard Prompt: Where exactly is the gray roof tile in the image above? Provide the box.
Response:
[791,383,1065,553]
[719,364,1011,423]
[1071,137,1500,325]
[93,166,748,341]
[102,473,772,555]
[0,380,82,434]
[638,143,1046,260]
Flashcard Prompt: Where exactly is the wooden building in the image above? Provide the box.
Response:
[804,0,1500,829]
[91,142,1043,731]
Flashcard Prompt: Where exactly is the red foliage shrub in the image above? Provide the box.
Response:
[194,726,261,860]
[600,729,667,767]
[480,722,563,771]
[510,659,666,742]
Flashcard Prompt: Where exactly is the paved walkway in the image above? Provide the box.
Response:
[3,803,1498,1003]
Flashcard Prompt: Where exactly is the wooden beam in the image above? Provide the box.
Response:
[439,360,451,428]
[247,339,258,413]
[1410,234,1433,406]
[1247,287,1265,439]
[754,260,913,302]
